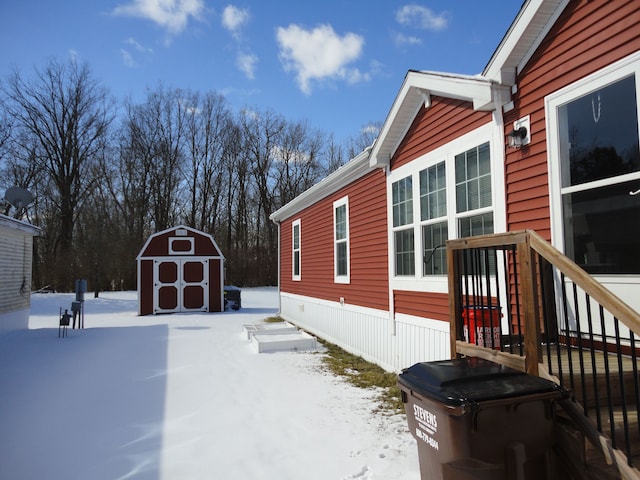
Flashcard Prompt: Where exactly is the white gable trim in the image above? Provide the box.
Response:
[136,224,225,260]
[270,147,373,223]
[369,70,511,169]
[483,0,569,84]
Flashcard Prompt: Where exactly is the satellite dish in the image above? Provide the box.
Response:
[4,187,34,210]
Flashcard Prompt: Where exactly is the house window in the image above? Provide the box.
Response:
[420,161,448,275]
[455,142,492,214]
[388,130,496,283]
[392,176,414,276]
[455,142,494,236]
[292,219,301,280]
[557,75,640,274]
[334,197,350,283]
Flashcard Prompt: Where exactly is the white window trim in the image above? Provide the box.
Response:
[333,196,350,284]
[386,123,504,293]
[391,175,415,277]
[292,219,301,281]
[545,50,640,285]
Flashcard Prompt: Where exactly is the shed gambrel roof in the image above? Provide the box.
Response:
[136,225,224,259]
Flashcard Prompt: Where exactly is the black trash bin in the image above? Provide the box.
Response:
[397,357,566,480]
[224,286,241,310]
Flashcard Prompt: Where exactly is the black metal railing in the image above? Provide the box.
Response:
[447,230,640,472]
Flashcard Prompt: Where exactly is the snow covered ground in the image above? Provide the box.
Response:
[0,287,420,480]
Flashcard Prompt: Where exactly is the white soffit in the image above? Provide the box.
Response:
[483,0,569,84]
[369,70,509,168]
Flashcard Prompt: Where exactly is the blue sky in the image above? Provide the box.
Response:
[0,1,523,144]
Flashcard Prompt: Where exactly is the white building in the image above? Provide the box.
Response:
[0,214,41,334]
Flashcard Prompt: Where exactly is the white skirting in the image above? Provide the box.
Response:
[279,293,450,372]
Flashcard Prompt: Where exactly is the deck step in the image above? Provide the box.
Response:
[556,401,640,479]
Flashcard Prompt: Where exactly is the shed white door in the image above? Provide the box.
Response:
[153,258,209,314]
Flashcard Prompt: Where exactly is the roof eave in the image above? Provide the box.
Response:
[0,214,41,236]
[270,147,374,223]
[483,0,569,84]
[368,71,510,169]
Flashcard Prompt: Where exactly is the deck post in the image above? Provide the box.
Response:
[517,234,541,375]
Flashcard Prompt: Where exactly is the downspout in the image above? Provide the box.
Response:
[383,164,396,337]
[272,218,282,315]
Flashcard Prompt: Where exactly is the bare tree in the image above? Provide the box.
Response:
[183,90,233,233]
[2,59,114,290]
[346,121,381,159]
[117,86,186,233]
[273,119,325,206]
[238,108,286,285]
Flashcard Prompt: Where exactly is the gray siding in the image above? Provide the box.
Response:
[0,225,33,316]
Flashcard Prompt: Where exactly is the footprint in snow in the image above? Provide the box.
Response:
[343,465,371,479]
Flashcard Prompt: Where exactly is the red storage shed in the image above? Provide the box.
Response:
[137,225,225,315]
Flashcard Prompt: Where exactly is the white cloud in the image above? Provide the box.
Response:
[221,5,250,38]
[113,0,205,35]
[125,37,154,54]
[276,24,367,95]
[220,6,256,79]
[395,5,449,31]
[120,49,136,67]
[393,32,423,47]
[120,38,153,68]
[236,52,258,80]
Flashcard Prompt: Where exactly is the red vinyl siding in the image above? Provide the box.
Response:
[505,0,640,241]
[279,169,389,310]
[392,96,491,170]
[394,290,449,321]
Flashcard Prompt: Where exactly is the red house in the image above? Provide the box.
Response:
[270,1,640,372]
[137,225,225,315]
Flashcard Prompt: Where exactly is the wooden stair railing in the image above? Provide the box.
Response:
[446,230,640,478]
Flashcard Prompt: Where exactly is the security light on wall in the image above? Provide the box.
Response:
[507,116,531,148]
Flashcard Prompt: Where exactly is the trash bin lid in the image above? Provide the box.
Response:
[398,357,563,408]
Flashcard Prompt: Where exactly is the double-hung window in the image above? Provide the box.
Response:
[455,142,494,237]
[547,59,640,274]
[420,161,448,275]
[392,176,415,276]
[334,197,350,283]
[292,219,301,280]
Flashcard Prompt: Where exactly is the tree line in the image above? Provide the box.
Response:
[0,59,378,293]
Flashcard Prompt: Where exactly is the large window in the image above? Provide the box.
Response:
[392,176,414,276]
[292,219,301,280]
[557,75,640,274]
[389,134,495,282]
[334,197,350,283]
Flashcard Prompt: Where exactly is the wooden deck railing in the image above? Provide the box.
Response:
[447,230,640,473]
